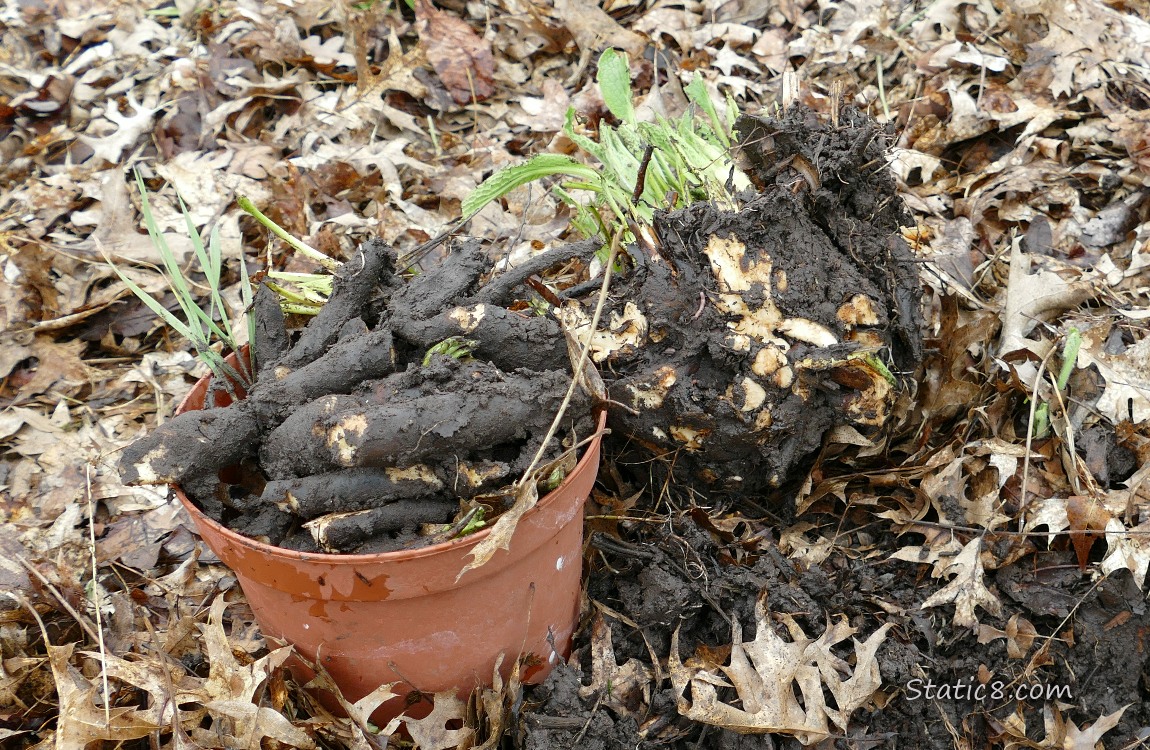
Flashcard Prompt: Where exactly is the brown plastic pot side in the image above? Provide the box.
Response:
[172,351,605,723]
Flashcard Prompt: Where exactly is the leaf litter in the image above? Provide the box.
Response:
[2,0,1150,748]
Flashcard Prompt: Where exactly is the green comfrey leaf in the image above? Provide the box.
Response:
[684,76,732,148]
[597,49,635,124]
[422,336,478,366]
[596,127,640,193]
[543,466,567,491]
[462,154,601,219]
[458,507,487,537]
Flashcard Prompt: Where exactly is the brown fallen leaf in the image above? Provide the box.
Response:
[48,642,164,746]
[669,594,891,743]
[1065,495,1110,570]
[1101,517,1150,591]
[404,692,474,750]
[997,236,1092,358]
[1061,705,1129,750]
[5,335,90,405]
[414,0,495,106]
[579,613,653,719]
[201,700,317,750]
[553,0,646,58]
[919,536,1003,629]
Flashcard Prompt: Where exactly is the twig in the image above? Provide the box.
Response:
[16,555,102,644]
[570,692,604,747]
[632,144,655,205]
[1019,346,1057,531]
[521,231,621,481]
[86,463,111,727]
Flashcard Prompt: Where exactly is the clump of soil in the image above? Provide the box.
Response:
[118,240,593,553]
[577,105,922,493]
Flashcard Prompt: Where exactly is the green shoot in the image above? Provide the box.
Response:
[265,272,333,316]
[462,50,750,245]
[104,171,250,386]
[423,336,478,366]
[236,195,341,272]
[543,465,567,491]
[236,195,342,315]
[1032,328,1083,439]
[458,507,486,537]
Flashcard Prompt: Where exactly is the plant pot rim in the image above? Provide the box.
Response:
[173,372,608,564]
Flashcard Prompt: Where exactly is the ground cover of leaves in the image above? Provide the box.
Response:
[1,0,1149,748]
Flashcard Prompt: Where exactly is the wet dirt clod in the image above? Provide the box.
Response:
[585,105,922,494]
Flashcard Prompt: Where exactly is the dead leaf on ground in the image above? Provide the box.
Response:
[414,0,495,106]
[1065,495,1111,570]
[304,656,402,749]
[669,594,891,744]
[579,613,653,719]
[918,536,1003,629]
[1100,517,1150,591]
[48,642,164,746]
[997,237,1092,358]
[404,692,474,750]
[552,0,646,58]
[201,700,317,749]
[1075,320,1150,425]
[1061,705,1129,750]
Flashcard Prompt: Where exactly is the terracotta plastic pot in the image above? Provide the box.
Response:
[173,352,604,722]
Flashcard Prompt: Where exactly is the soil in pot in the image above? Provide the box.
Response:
[120,240,597,554]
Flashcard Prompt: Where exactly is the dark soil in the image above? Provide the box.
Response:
[510,107,1149,748]
[597,105,923,495]
[118,239,593,554]
[517,510,1150,749]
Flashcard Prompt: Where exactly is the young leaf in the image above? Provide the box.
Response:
[684,76,730,148]
[597,49,635,124]
[462,154,600,219]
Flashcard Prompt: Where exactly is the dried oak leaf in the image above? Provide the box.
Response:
[997,237,1091,358]
[404,692,474,750]
[200,701,317,750]
[1065,495,1111,570]
[1058,705,1129,750]
[552,0,647,58]
[919,536,1003,629]
[669,596,891,744]
[199,597,292,705]
[414,0,494,105]
[48,643,163,745]
[304,658,401,746]
[579,613,653,719]
[1101,517,1150,591]
[1075,321,1150,425]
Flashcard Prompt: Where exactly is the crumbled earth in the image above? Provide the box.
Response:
[518,510,1150,749]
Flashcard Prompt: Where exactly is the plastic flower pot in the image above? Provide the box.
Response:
[172,350,605,723]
